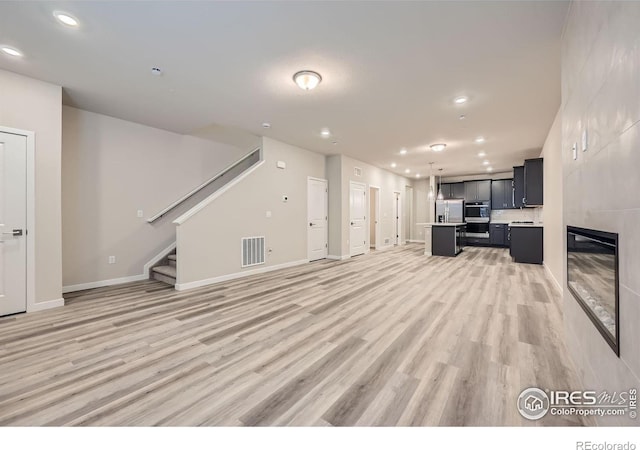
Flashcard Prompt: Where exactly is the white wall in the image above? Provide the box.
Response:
[176,137,325,288]
[541,109,562,288]
[61,106,245,289]
[411,178,431,242]
[561,1,640,425]
[0,69,62,309]
[326,155,343,257]
[339,155,412,256]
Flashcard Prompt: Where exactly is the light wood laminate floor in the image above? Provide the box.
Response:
[0,245,592,426]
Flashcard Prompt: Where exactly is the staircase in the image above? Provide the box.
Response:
[152,253,177,285]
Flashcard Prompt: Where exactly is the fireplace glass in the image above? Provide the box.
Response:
[567,226,619,355]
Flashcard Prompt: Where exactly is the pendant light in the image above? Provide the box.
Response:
[428,162,435,199]
[436,168,444,200]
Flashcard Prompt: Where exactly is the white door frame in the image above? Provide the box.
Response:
[349,180,367,257]
[307,176,328,261]
[394,191,402,245]
[0,126,36,313]
[368,185,380,251]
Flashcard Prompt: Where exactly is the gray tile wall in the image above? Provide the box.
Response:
[561,1,640,426]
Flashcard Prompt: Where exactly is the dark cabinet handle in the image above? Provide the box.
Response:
[309,222,313,227]
[350,221,355,226]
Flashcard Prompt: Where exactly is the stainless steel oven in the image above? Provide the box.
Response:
[465,202,490,238]
[465,202,490,220]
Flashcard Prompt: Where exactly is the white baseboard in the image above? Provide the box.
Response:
[28,297,65,312]
[175,259,309,291]
[407,239,425,243]
[424,251,432,256]
[543,262,562,293]
[327,254,350,261]
[374,244,395,252]
[63,274,148,293]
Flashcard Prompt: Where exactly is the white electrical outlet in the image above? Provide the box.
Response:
[572,142,578,160]
[137,210,144,218]
[282,195,288,202]
[108,256,116,264]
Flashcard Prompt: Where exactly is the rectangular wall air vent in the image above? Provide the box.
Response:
[354,167,363,177]
[241,236,265,268]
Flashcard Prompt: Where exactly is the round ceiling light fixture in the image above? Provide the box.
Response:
[320,128,331,138]
[405,169,411,174]
[430,143,447,152]
[482,160,490,165]
[391,162,397,168]
[400,148,407,155]
[475,136,486,144]
[1,46,22,57]
[293,70,322,90]
[54,11,79,27]
[487,166,493,172]
[478,151,486,157]
[416,173,421,178]
[454,96,468,104]
[262,122,271,129]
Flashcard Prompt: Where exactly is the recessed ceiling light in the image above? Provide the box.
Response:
[400,149,407,155]
[262,122,271,129]
[487,167,493,172]
[459,115,466,120]
[1,46,22,57]
[151,67,162,76]
[405,169,411,174]
[454,96,468,104]
[320,128,331,138]
[430,143,447,152]
[478,151,486,157]
[332,141,338,145]
[483,160,490,165]
[391,162,397,168]
[293,70,322,90]
[475,136,486,144]
[54,11,79,27]
[416,174,421,178]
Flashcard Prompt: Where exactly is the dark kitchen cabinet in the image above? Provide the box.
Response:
[490,223,507,247]
[451,182,465,199]
[439,183,452,199]
[464,180,491,203]
[524,158,544,206]
[510,226,543,264]
[513,166,525,208]
[491,179,514,209]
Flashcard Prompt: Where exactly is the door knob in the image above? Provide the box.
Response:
[350,222,355,225]
[309,222,313,227]
[1,229,22,236]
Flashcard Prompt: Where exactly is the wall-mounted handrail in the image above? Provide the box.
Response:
[147,147,261,223]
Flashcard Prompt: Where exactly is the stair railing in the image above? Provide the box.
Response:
[147,147,261,223]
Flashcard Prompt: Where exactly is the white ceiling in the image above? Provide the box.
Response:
[0,1,568,177]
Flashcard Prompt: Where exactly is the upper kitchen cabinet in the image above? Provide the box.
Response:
[464,180,491,203]
[491,179,514,209]
[439,183,452,199]
[524,157,544,206]
[451,182,465,199]
[513,166,525,208]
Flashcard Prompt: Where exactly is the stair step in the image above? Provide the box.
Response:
[169,259,176,268]
[152,265,176,285]
[168,254,176,261]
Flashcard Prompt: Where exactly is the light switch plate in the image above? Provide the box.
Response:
[276,161,286,169]
[137,209,144,218]
[108,256,116,264]
[266,211,272,218]
[572,142,578,160]
[582,129,588,152]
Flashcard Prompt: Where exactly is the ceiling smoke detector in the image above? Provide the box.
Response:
[151,67,162,76]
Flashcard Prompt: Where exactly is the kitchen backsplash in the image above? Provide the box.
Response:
[490,207,542,223]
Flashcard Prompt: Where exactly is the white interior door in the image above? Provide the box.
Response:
[0,132,28,316]
[307,177,328,261]
[350,181,366,256]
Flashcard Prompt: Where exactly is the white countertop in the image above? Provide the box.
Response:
[427,222,466,227]
[509,222,543,228]
[489,220,511,224]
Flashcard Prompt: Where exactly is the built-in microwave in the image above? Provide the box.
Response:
[465,202,490,220]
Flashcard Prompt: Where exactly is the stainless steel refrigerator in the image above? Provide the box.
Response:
[435,199,464,223]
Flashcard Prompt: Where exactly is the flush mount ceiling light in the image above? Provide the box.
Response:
[1,46,22,57]
[475,136,486,144]
[430,143,447,152]
[391,162,397,168]
[454,96,468,104]
[478,151,486,157]
[262,122,271,129]
[293,70,322,90]
[400,148,407,155]
[54,11,79,27]
[320,128,331,138]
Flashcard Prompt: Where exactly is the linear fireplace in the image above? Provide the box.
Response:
[567,226,619,356]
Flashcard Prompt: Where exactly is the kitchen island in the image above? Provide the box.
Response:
[429,223,466,257]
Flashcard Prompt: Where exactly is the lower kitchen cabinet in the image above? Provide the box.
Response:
[489,223,507,247]
[509,226,543,264]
